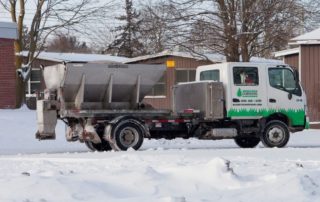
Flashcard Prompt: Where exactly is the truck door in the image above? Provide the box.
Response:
[229,65,267,119]
[267,67,305,126]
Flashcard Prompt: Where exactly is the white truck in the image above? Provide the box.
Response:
[36,62,309,151]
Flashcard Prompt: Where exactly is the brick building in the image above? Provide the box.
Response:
[0,22,18,109]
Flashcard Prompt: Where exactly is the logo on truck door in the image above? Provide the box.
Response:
[237,88,258,98]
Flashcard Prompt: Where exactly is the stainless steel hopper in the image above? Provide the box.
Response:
[42,63,166,110]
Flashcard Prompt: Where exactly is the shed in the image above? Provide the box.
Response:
[274,28,320,127]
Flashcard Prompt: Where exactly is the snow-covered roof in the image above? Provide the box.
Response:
[290,28,320,45]
[125,50,209,63]
[126,50,281,64]
[20,51,128,63]
[0,21,18,40]
[274,48,300,57]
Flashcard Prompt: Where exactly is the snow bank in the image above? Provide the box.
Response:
[0,106,88,155]
[1,151,320,202]
[1,108,320,202]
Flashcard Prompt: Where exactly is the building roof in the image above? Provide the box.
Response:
[274,28,320,57]
[126,50,281,64]
[20,51,128,63]
[274,48,300,57]
[290,28,320,45]
[0,21,18,40]
[125,50,212,63]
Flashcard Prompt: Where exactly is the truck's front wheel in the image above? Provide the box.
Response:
[234,137,260,148]
[261,120,290,148]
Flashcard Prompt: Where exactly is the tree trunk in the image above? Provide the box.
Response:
[14,41,24,108]
[240,35,250,62]
[218,0,240,62]
[11,0,26,108]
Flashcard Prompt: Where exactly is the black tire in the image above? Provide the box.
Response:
[84,141,96,151]
[84,141,112,152]
[109,120,144,151]
[234,137,260,148]
[84,123,112,152]
[261,120,290,148]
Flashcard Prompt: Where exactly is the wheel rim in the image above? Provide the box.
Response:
[119,127,139,148]
[267,126,285,145]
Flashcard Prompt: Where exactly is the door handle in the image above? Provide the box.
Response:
[233,98,240,102]
[269,98,276,103]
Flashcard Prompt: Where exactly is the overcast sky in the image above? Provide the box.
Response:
[0,0,126,47]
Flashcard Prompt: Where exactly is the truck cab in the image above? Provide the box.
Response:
[196,62,309,132]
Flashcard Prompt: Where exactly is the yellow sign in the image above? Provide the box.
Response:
[166,60,175,68]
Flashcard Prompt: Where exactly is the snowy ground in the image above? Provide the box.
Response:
[1,107,320,202]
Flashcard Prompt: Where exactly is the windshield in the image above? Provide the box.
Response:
[268,68,301,96]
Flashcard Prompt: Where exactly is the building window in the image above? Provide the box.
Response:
[147,71,166,96]
[175,69,196,83]
[27,68,41,95]
[233,67,259,86]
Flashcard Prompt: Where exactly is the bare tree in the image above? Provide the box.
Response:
[138,1,174,54]
[300,0,320,31]
[0,0,115,107]
[166,0,305,62]
[47,32,91,53]
[89,23,117,54]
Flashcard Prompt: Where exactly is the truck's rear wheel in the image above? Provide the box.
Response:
[84,124,112,152]
[109,121,144,151]
[261,120,290,148]
[84,141,96,151]
[84,141,112,152]
[234,137,260,148]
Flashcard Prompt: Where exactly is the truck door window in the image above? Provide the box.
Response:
[268,68,301,96]
[200,70,220,81]
[233,67,259,86]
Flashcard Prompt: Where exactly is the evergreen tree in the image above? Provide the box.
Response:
[108,0,145,57]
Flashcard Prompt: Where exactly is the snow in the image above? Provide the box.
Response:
[0,21,18,39]
[291,28,320,42]
[126,50,282,64]
[274,48,300,57]
[1,107,320,202]
[19,51,128,63]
